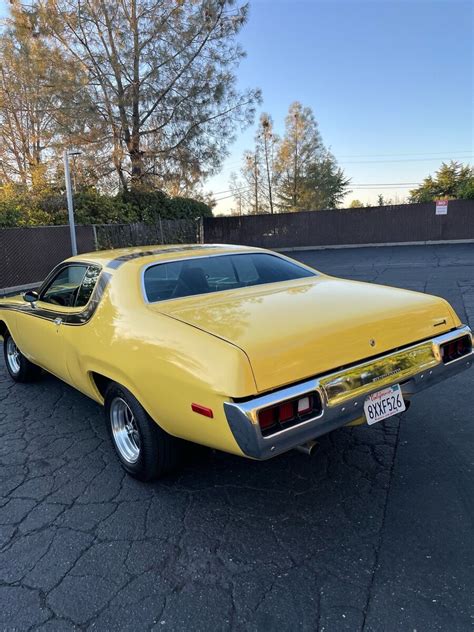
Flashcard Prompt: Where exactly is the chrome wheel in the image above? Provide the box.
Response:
[110,397,141,464]
[6,337,21,375]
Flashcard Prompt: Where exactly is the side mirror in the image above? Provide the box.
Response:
[23,290,39,304]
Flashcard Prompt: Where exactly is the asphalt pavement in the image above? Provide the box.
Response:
[1,243,473,631]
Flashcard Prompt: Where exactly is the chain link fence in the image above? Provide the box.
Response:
[3,200,474,292]
[0,225,96,292]
[94,219,201,250]
[0,219,201,292]
[203,199,474,249]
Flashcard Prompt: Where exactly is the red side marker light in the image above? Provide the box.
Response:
[191,403,214,418]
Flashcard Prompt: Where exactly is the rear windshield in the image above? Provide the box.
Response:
[143,253,316,303]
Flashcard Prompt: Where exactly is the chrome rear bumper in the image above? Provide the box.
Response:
[224,326,473,460]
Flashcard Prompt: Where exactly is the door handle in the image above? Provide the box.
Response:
[54,317,63,326]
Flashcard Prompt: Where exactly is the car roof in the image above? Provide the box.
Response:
[65,243,263,269]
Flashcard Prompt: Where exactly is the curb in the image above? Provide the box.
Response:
[275,239,474,253]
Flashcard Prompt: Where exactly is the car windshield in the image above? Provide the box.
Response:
[143,253,316,303]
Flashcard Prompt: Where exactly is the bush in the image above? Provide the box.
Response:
[0,184,212,228]
[169,197,213,219]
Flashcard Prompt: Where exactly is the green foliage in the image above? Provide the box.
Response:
[409,162,474,202]
[168,197,213,219]
[303,152,351,210]
[349,199,363,208]
[275,102,325,211]
[457,178,474,200]
[0,184,212,228]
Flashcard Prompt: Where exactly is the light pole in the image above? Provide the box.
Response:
[63,149,82,256]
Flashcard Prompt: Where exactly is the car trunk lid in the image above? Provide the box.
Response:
[151,276,458,393]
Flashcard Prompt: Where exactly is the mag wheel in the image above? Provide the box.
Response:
[110,396,141,465]
[3,332,42,382]
[104,383,183,481]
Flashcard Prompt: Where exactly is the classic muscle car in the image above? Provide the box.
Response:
[1,244,472,480]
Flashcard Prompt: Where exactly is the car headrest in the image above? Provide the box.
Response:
[179,266,209,292]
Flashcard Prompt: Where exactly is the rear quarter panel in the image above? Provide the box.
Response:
[64,269,256,455]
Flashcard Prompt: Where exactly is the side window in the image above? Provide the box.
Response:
[41,265,88,307]
[75,266,101,307]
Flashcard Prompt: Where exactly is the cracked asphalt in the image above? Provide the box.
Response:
[1,243,473,632]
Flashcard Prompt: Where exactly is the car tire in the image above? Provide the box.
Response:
[3,331,42,382]
[104,382,182,481]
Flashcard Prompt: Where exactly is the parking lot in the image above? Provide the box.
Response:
[1,243,473,631]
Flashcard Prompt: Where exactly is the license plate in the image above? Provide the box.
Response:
[364,384,406,425]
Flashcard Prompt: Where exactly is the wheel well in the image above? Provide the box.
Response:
[0,321,8,339]
[90,372,112,400]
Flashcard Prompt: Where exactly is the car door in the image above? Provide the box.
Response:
[14,263,95,381]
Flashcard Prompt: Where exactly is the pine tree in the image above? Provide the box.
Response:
[275,102,349,211]
[410,162,474,202]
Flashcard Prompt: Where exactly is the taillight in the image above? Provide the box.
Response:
[278,401,294,422]
[259,407,276,430]
[440,335,472,363]
[258,392,322,436]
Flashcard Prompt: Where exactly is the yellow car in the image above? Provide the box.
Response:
[1,244,472,480]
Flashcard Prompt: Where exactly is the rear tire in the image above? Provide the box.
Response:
[104,382,182,481]
[3,331,42,382]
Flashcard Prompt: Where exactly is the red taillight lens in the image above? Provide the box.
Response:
[258,392,322,435]
[278,401,294,422]
[440,335,472,363]
[259,407,276,429]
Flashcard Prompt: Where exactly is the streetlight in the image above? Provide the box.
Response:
[63,149,82,256]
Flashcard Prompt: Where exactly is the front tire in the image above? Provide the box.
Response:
[3,332,42,382]
[104,383,182,481]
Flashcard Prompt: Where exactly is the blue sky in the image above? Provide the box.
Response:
[210,0,473,211]
[1,0,472,212]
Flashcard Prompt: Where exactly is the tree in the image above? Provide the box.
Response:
[39,0,260,192]
[229,113,279,215]
[275,102,323,211]
[302,151,350,209]
[410,161,474,202]
[229,150,264,214]
[0,2,112,191]
[274,102,350,211]
[0,4,66,185]
[230,103,349,214]
[256,113,278,214]
[350,199,363,208]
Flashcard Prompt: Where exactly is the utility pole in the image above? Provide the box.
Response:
[63,150,82,256]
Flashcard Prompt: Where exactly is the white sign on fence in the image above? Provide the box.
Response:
[435,199,448,215]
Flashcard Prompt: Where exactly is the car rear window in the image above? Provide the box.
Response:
[143,253,316,303]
